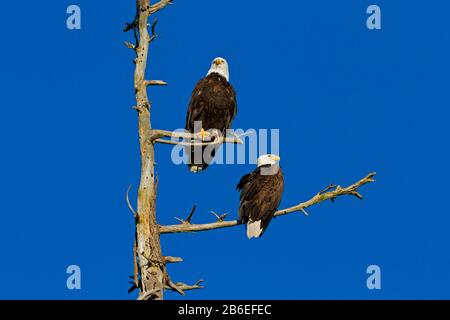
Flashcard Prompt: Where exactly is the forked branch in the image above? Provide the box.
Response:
[159,172,376,234]
[166,279,204,295]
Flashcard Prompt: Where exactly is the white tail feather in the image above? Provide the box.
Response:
[247,220,263,239]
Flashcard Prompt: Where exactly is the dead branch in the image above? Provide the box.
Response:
[126,184,138,219]
[166,279,204,295]
[127,241,140,294]
[151,129,243,146]
[145,80,168,86]
[210,211,228,222]
[164,256,183,263]
[124,41,136,49]
[166,279,185,295]
[149,18,159,42]
[159,172,376,234]
[174,205,197,224]
[149,0,173,14]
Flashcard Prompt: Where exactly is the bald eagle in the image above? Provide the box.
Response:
[237,154,284,239]
[185,57,237,172]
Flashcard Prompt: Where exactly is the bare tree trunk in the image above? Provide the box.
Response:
[133,0,166,300]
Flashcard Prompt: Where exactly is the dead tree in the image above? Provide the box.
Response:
[124,0,376,300]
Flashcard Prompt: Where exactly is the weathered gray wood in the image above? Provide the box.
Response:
[132,0,172,301]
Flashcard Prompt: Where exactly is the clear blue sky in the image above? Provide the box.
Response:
[1,0,449,299]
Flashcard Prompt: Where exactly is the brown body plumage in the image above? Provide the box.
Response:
[185,72,237,172]
[237,164,284,238]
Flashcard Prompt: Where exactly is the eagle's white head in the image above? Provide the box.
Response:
[207,57,229,81]
[257,154,281,167]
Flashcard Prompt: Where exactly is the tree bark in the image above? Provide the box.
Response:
[133,0,165,300]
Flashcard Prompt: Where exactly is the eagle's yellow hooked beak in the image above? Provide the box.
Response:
[273,155,281,161]
[214,59,223,66]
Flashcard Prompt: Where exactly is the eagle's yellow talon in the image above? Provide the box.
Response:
[201,128,206,141]
[200,128,211,141]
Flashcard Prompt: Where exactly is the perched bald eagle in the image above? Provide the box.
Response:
[237,154,284,239]
[185,57,237,172]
